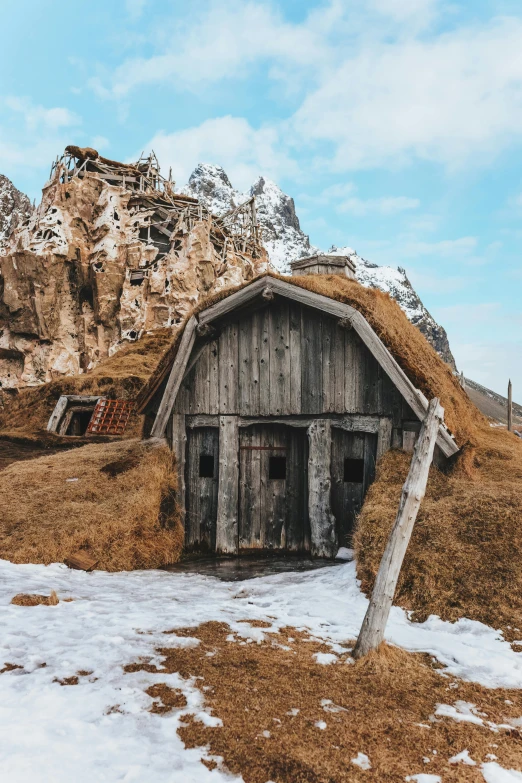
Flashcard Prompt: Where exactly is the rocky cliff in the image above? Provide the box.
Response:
[0,174,33,248]
[185,164,456,368]
[0,149,266,395]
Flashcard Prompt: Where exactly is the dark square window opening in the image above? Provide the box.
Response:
[269,456,286,480]
[199,454,215,478]
[344,457,364,483]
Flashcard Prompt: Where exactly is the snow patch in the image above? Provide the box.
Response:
[351,752,371,770]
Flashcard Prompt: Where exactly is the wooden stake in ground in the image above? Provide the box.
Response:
[353,397,444,660]
[508,379,513,433]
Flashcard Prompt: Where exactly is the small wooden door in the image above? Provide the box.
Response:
[331,429,377,547]
[239,424,309,552]
[185,427,219,552]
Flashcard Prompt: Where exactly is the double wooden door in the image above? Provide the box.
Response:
[185,423,375,555]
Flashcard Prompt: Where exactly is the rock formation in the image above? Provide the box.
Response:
[0,148,266,396]
[0,174,33,248]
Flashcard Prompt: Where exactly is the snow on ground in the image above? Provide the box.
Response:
[2,558,522,782]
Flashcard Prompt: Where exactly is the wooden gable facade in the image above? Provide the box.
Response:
[142,277,458,559]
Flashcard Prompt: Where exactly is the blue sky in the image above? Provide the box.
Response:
[1,0,521,397]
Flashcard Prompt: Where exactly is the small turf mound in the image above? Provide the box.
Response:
[0,329,172,442]
[0,439,183,571]
[355,423,522,631]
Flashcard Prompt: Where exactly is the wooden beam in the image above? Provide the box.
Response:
[216,415,239,554]
[46,396,69,432]
[185,413,384,433]
[353,398,443,659]
[508,379,513,432]
[307,419,337,558]
[171,414,187,527]
[150,316,197,438]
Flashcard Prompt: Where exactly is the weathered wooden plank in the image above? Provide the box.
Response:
[344,329,359,412]
[307,419,337,557]
[286,427,308,551]
[259,307,271,415]
[332,321,345,413]
[190,343,210,414]
[208,338,220,415]
[171,413,187,526]
[238,313,253,415]
[47,395,69,432]
[354,398,444,659]
[269,301,290,415]
[321,315,334,413]
[198,428,219,551]
[216,415,239,553]
[218,322,239,414]
[151,315,197,438]
[187,413,382,432]
[301,309,322,413]
[238,427,261,548]
[289,301,302,413]
[261,426,287,549]
[377,417,393,460]
[402,430,417,452]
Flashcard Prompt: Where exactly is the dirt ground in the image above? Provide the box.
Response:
[126,621,522,783]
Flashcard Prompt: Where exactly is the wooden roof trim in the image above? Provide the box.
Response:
[149,277,458,455]
[150,315,197,438]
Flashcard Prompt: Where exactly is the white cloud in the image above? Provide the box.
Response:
[406,269,468,294]
[143,116,297,189]
[293,16,522,170]
[338,195,419,216]
[126,0,147,20]
[0,98,82,185]
[89,3,522,173]
[4,97,79,131]
[102,1,338,98]
[449,339,522,396]
[90,135,110,151]
[400,236,477,257]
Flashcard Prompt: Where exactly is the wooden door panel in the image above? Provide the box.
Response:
[331,429,377,546]
[185,427,219,552]
[239,425,308,552]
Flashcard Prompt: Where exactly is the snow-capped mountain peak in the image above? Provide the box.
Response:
[184,164,316,271]
[183,163,236,216]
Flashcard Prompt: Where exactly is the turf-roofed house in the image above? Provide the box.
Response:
[137,255,459,559]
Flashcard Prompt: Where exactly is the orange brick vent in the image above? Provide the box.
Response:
[86,399,134,436]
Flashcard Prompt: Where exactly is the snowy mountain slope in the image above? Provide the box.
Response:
[328,246,455,367]
[183,164,316,270]
[0,174,33,249]
[184,164,456,367]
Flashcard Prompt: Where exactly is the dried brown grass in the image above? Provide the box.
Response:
[355,423,522,630]
[11,590,59,606]
[127,621,522,782]
[0,439,184,571]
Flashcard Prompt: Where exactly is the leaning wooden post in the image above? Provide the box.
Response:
[353,397,444,660]
[508,380,513,433]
